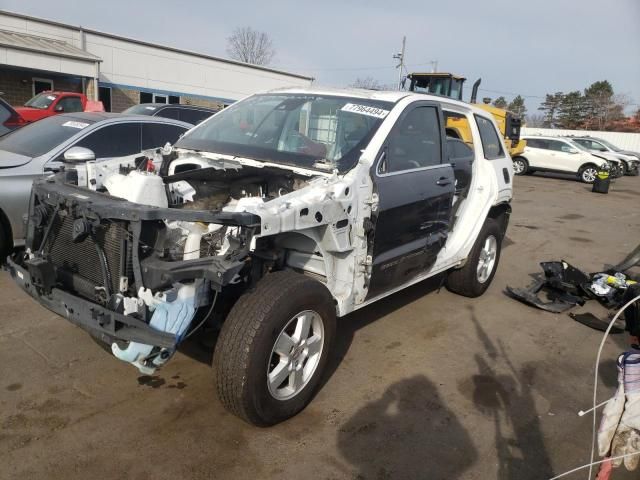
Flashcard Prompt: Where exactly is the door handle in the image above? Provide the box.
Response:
[436,177,451,186]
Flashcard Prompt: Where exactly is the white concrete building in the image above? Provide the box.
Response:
[0,10,313,112]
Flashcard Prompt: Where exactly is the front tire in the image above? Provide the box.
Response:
[445,218,502,298]
[213,271,336,426]
[578,164,598,183]
[512,157,528,175]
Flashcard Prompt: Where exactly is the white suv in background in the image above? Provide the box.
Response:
[514,136,621,183]
[569,136,640,176]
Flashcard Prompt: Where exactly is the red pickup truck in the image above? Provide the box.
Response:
[14,91,103,123]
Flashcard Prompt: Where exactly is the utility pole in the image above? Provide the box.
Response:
[393,36,406,91]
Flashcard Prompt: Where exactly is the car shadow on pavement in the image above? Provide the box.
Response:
[322,274,447,391]
[337,374,478,480]
[466,306,554,479]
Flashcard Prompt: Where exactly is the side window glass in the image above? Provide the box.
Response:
[526,139,539,149]
[559,142,574,153]
[180,109,212,125]
[141,123,187,149]
[158,108,180,120]
[546,140,564,152]
[57,97,83,113]
[385,106,442,173]
[74,123,141,158]
[475,115,504,160]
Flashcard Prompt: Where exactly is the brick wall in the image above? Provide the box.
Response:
[110,87,139,112]
[180,95,224,110]
[0,68,82,106]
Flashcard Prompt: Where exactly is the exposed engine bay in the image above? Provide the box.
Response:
[11,147,327,374]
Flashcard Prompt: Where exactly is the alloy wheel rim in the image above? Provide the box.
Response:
[267,310,325,400]
[583,168,597,182]
[477,235,498,284]
[513,160,524,174]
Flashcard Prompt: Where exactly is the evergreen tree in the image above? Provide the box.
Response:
[492,96,508,109]
[508,95,527,117]
[556,91,587,129]
[538,92,564,128]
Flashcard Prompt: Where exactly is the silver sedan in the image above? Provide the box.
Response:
[0,112,192,258]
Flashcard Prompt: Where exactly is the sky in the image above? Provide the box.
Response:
[3,0,639,114]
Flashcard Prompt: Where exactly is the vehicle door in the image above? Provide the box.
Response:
[55,96,84,114]
[71,122,143,162]
[545,139,578,172]
[367,101,455,299]
[522,138,549,168]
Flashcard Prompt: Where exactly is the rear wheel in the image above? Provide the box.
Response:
[213,271,336,426]
[512,157,528,175]
[619,161,629,176]
[446,218,502,298]
[578,164,598,183]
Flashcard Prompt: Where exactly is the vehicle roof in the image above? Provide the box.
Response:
[136,103,218,111]
[35,91,83,96]
[265,86,487,115]
[55,111,193,127]
[522,135,574,141]
[407,73,466,81]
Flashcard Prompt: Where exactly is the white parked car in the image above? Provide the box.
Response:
[514,136,622,183]
[569,136,639,176]
[9,88,513,426]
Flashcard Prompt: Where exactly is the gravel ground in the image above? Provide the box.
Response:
[1,172,639,480]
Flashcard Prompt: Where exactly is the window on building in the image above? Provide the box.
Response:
[475,115,504,159]
[56,96,83,113]
[99,87,112,112]
[32,78,54,96]
[153,94,168,104]
[384,106,442,173]
[141,123,188,149]
[169,95,180,104]
[74,123,142,158]
[140,92,153,104]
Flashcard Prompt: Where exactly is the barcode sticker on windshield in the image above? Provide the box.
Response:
[62,121,89,129]
[341,103,389,119]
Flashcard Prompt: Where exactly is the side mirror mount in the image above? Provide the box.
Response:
[64,146,95,162]
[567,148,579,154]
[54,105,64,112]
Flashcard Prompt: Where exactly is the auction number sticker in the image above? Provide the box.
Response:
[341,103,389,119]
[62,121,90,129]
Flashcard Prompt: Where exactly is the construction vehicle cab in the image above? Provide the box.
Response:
[407,72,525,157]
[407,73,466,101]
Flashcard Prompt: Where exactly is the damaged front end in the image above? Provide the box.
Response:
[8,172,261,374]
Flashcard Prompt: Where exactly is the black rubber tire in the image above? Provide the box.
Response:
[619,161,629,176]
[512,157,528,176]
[578,164,598,184]
[445,218,502,298]
[0,221,10,265]
[213,271,336,426]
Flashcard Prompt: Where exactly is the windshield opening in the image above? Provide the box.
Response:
[24,92,58,110]
[0,115,95,157]
[176,94,393,172]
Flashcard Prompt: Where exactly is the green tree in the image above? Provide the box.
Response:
[492,96,508,109]
[583,80,615,130]
[508,95,527,117]
[557,91,587,129]
[538,92,564,128]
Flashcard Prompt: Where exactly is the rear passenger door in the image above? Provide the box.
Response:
[524,138,549,168]
[367,101,455,299]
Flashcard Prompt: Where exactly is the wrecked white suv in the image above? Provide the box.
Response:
[9,88,513,426]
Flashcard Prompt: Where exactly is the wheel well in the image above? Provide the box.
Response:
[579,162,598,171]
[0,208,12,247]
[487,203,511,238]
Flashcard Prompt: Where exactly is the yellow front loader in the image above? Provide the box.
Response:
[406,72,526,157]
